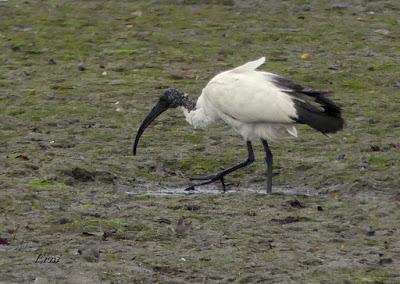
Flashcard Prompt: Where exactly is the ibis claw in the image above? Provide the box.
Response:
[184,186,196,191]
[185,174,232,192]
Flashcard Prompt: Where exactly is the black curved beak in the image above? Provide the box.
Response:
[133,100,169,155]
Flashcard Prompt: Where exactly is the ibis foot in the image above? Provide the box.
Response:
[184,186,195,191]
[185,174,229,192]
[186,141,254,192]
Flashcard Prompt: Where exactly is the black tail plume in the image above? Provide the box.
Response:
[270,74,344,134]
[291,90,344,134]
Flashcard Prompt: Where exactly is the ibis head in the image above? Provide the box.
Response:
[133,88,186,155]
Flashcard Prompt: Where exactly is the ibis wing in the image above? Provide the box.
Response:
[203,58,344,134]
[203,69,344,134]
[203,71,298,124]
[232,57,265,73]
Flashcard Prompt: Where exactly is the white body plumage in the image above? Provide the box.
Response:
[182,57,299,141]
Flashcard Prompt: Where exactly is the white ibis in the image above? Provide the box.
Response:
[133,57,344,193]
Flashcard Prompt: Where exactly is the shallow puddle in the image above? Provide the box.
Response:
[125,184,315,196]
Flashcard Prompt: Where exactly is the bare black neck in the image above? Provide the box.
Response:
[182,95,197,112]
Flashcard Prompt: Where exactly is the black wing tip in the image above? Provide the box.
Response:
[271,74,345,134]
[293,101,344,134]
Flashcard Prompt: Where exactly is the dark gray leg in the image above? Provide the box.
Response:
[261,139,273,193]
[186,141,255,191]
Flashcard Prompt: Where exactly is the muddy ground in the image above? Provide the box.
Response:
[1,0,400,283]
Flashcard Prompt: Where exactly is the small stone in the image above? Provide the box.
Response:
[355,116,367,121]
[70,167,95,182]
[379,257,393,265]
[370,145,380,152]
[59,217,72,224]
[366,227,375,236]
[78,63,86,71]
[188,30,199,36]
[157,218,172,224]
[11,45,21,51]
[389,143,400,149]
[0,237,10,245]
[299,4,311,12]
[246,210,257,216]
[331,3,349,10]
[185,204,200,211]
[374,29,390,35]
[81,248,100,262]
[131,11,143,17]
[102,229,117,241]
[301,53,310,60]
[175,216,192,237]
[288,199,305,208]
[16,154,29,160]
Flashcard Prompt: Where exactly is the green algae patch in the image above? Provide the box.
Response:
[30,177,66,190]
